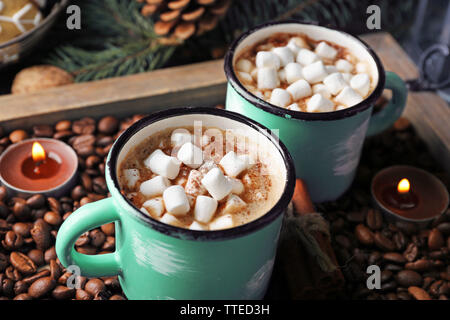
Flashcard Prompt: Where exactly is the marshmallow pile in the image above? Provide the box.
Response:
[235,35,373,113]
[123,129,254,231]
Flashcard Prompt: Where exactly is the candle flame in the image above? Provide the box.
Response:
[397,178,410,194]
[32,142,46,163]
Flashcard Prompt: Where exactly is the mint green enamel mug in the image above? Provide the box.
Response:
[56,107,295,300]
[224,21,408,202]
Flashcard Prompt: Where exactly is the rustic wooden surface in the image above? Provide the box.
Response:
[0,32,448,171]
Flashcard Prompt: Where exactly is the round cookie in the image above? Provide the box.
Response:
[0,0,42,44]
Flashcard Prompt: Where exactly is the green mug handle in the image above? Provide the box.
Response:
[366,71,408,137]
[55,198,121,277]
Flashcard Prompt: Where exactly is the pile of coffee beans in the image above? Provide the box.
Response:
[0,108,448,300]
[318,118,449,300]
[0,114,148,300]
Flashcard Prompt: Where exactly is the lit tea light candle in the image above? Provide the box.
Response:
[0,138,78,197]
[371,165,449,224]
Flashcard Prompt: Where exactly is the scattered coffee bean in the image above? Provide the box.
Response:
[28,276,56,298]
[355,224,374,246]
[374,232,395,251]
[98,116,119,135]
[428,228,444,251]
[408,286,431,300]
[10,252,37,275]
[396,270,422,287]
[9,130,28,143]
[33,125,53,137]
[366,209,383,230]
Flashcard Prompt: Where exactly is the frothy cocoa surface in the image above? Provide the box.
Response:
[118,126,284,230]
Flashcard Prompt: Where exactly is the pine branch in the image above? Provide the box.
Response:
[46,0,179,82]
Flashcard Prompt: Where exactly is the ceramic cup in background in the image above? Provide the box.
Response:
[56,107,295,300]
[224,21,408,202]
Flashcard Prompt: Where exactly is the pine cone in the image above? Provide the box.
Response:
[138,0,232,40]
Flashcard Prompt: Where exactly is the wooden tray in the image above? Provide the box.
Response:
[0,33,449,172]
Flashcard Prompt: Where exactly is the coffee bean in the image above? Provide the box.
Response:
[405,259,433,272]
[0,252,8,272]
[347,211,366,223]
[13,202,31,221]
[75,232,90,247]
[0,201,8,219]
[44,211,62,226]
[1,276,14,297]
[31,219,51,250]
[44,247,57,264]
[385,264,402,272]
[27,249,44,266]
[80,197,92,206]
[86,155,101,168]
[85,278,105,296]
[76,289,92,300]
[380,280,397,292]
[395,220,417,235]
[436,222,450,235]
[22,270,50,286]
[396,270,423,287]
[14,280,29,295]
[98,116,119,135]
[14,293,32,300]
[55,120,71,132]
[374,232,395,251]
[33,125,53,138]
[52,285,75,300]
[47,197,62,214]
[408,286,431,300]
[428,228,444,251]
[90,229,106,248]
[102,236,115,251]
[403,243,419,262]
[76,245,97,255]
[383,252,406,264]
[53,130,74,140]
[80,173,93,191]
[397,292,411,300]
[368,251,382,265]
[101,223,115,236]
[97,136,114,147]
[9,130,28,143]
[12,222,32,237]
[366,209,383,230]
[92,177,107,194]
[2,231,23,250]
[26,194,45,209]
[355,224,374,246]
[393,232,407,251]
[72,118,96,135]
[50,260,62,281]
[28,276,56,298]
[109,294,126,300]
[10,252,37,275]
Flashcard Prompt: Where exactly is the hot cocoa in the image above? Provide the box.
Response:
[234,32,375,112]
[118,126,284,230]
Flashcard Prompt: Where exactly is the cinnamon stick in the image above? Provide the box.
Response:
[291,179,345,290]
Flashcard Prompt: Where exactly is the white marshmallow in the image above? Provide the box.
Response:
[315,42,337,60]
[272,46,294,67]
[237,71,253,85]
[189,221,208,231]
[159,213,182,227]
[142,197,165,217]
[335,86,363,107]
[184,169,206,196]
[306,94,335,113]
[269,88,292,108]
[219,151,249,178]
[336,105,347,111]
[209,214,234,230]
[286,103,301,111]
[257,67,279,90]
[325,65,339,74]
[289,37,309,50]
[350,73,371,97]
[171,129,192,147]
[223,194,247,214]
[341,73,352,83]
[251,68,258,80]
[302,61,328,84]
[323,72,347,95]
[285,62,303,84]
[177,142,203,169]
[286,79,312,101]
[235,58,253,73]
[198,161,218,175]
[297,49,319,66]
[162,185,190,216]
[144,149,181,179]
[278,69,286,82]
[312,84,331,99]
[201,167,232,201]
[140,175,171,197]
[335,59,354,73]
[227,177,244,194]
[356,62,368,73]
[124,169,140,188]
[194,195,218,223]
[256,51,280,69]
